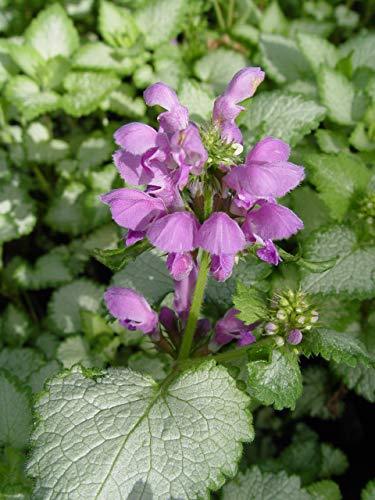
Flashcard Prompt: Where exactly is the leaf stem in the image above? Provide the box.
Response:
[212,0,226,30]
[210,337,273,364]
[227,0,235,28]
[178,251,210,360]
[32,165,52,198]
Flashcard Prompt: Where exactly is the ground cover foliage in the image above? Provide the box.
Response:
[0,0,374,498]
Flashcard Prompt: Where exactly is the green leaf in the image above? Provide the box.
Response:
[0,447,32,496]
[77,133,113,171]
[112,252,173,305]
[194,49,247,93]
[306,480,341,500]
[293,366,339,420]
[28,362,253,498]
[315,130,349,154]
[318,68,355,125]
[108,87,146,118]
[73,42,138,75]
[5,76,60,120]
[289,186,331,238]
[57,336,103,368]
[0,348,44,382]
[302,329,374,367]
[260,1,289,35]
[0,178,36,244]
[320,443,348,478]
[247,349,303,410]
[0,305,33,347]
[136,0,187,49]
[332,362,375,403]
[25,121,70,164]
[361,479,375,500]
[9,44,45,80]
[99,0,139,48]
[0,370,32,449]
[48,279,104,335]
[179,80,214,123]
[222,466,310,500]
[301,226,375,298]
[25,3,79,60]
[259,34,311,84]
[28,360,61,393]
[297,33,338,74]
[304,152,370,221]
[93,238,151,271]
[127,352,172,382]
[233,282,268,324]
[340,33,375,71]
[62,71,120,117]
[239,90,325,146]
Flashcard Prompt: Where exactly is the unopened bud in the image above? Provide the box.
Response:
[311,311,319,323]
[265,322,277,334]
[297,316,306,324]
[276,310,287,320]
[287,329,303,345]
[274,336,285,347]
[232,143,243,156]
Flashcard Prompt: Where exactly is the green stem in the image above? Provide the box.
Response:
[227,0,235,28]
[212,0,226,30]
[210,337,273,364]
[32,165,52,198]
[178,251,210,360]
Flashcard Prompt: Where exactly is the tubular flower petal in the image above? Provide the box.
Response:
[246,136,290,163]
[147,212,200,253]
[173,264,198,317]
[144,82,189,133]
[243,201,304,241]
[256,240,281,265]
[101,189,166,231]
[197,212,246,255]
[104,287,158,335]
[210,254,236,282]
[212,308,257,348]
[114,122,158,153]
[167,252,194,281]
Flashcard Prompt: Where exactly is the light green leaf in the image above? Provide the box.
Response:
[0,178,37,244]
[9,44,45,80]
[194,49,247,93]
[28,362,253,498]
[302,329,373,367]
[304,152,370,221]
[289,186,331,238]
[306,480,341,500]
[340,33,375,71]
[222,466,310,500]
[73,42,137,75]
[136,0,187,49]
[5,76,60,120]
[239,90,325,146]
[233,282,268,324]
[318,68,355,125]
[297,33,338,74]
[301,226,375,298]
[128,352,172,382]
[247,349,303,410]
[320,443,348,478]
[332,362,375,403]
[361,479,375,500]
[260,1,289,35]
[259,34,311,84]
[0,370,32,449]
[93,238,151,272]
[99,0,139,48]
[179,80,214,123]
[25,3,79,60]
[0,305,33,347]
[112,252,173,305]
[77,133,112,171]
[108,87,146,118]
[57,336,103,368]
[25,121,70,164]
[0,348,44,382]
[62,71,120,117]
[48,279,104,335]
[315,130,349,154]
[28,360,61,393]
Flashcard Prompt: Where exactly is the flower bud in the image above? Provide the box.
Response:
[274,336,285,347]
[265,322,277,334]
[287,329,303,345]
[276,310,287,320]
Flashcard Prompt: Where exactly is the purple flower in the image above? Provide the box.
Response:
[104,287,158,335]
[287,329,303,345]
[101,189,166,231]
[170,123,208,177]
[211,308,256,349]
[243,200,303,241]
[167,252,194,281]
[125,230,145,247]
[213,67,265,143]
[159,306,178,335]
[210,254,236,282]
[224,137,304,201]
[144,82,189,133]
[147,211,199,252]
[173,263,197,317]
[256,240,281,265]
[197,212,246,254]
